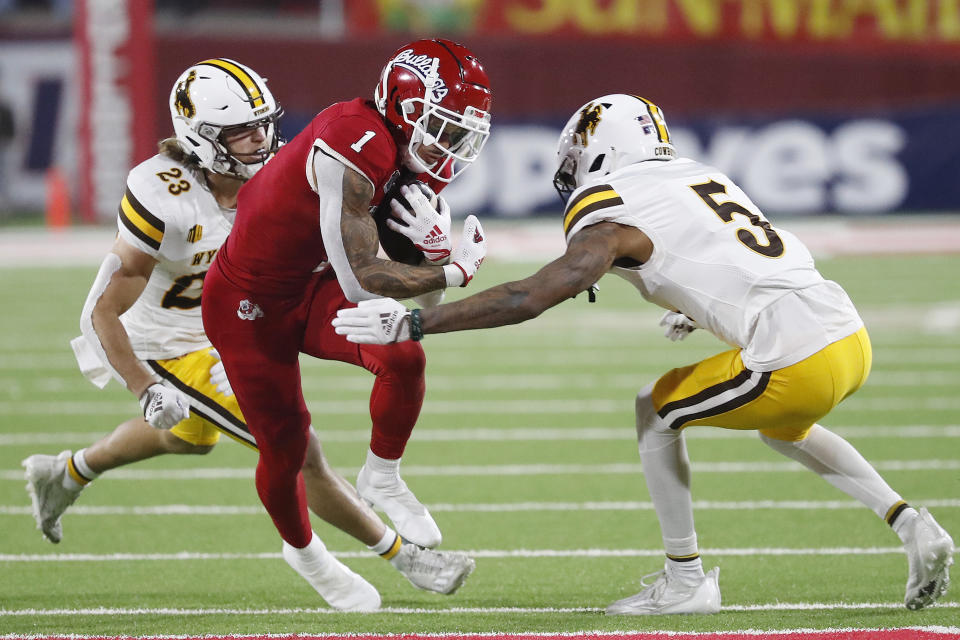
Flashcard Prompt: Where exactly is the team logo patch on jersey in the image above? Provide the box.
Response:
[187,224,203,243]
[237,299,264,321]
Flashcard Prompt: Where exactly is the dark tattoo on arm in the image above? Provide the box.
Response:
[421,224,621,334]
[339,168,447,297]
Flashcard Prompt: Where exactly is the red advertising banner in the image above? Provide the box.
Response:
[76,0,156,222]
[346,0,960,50]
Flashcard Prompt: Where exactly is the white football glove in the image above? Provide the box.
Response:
[333,298,411,345]
[659,310,699,342]
[387,184,452,265]
[444,215,486,287]
[209,348,234,397]
[139,383,190,430]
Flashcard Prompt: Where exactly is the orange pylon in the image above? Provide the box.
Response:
[45,168,71,229]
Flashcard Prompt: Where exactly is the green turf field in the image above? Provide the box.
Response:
[0,255,958,635]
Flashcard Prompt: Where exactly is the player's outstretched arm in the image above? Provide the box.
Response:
[334,222,641,344]
[419,222,624,334]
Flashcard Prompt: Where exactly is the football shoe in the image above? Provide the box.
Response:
[357,464,442,548]
[282,539,380,611]
[606,566,720,615]
[22,450,83,544]
[390,542,475,594]
[903,507,954,610]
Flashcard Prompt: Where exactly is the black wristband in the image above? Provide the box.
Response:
[409,308,424,342]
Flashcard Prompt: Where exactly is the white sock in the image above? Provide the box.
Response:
[364,449,400,476]
[891,506,920,544]
[284,532,330,573]
[759,425,905,520]
[72,449,99,480]
[367,527,401,557]
[667,555,705,583]
[62,449,97,491]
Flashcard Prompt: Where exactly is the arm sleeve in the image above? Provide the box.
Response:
[75,252,126,388]
[309,141,381,303]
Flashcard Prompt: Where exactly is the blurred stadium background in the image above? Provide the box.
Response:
[1,0,960,231]
[2,3,960,635]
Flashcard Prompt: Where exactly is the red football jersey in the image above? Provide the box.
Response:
[217,98,448,296]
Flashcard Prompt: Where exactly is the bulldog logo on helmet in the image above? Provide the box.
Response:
[391,49,449,103]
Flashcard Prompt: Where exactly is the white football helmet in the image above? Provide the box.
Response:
[553,94,676,201]
[169,58,282,180]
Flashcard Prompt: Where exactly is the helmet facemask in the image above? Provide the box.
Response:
[404,98,490,182]
[193,110,284,180]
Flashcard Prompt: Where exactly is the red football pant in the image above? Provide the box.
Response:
[202,262,425,547]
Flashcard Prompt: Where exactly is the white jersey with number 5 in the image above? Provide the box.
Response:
[114,154,234,359]
[562,157,862,371]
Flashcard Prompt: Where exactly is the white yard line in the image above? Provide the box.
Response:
[2,546,955,563]
[3,371,959,396]
[3,459,960,482]
[3,631,960,639]
[3,396,960,415]
[2,498,960,517]
[2,424,959,446]
[0,603,958,617]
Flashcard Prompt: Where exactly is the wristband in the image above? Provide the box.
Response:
[442,263,465,288]
[409,309,424,342]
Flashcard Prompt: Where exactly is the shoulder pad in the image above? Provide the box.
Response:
[562,183,624,238]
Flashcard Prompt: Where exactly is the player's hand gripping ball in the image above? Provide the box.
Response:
[374,181,446,265]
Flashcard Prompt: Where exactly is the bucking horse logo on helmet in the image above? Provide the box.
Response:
[574,103,604,147]
[174,70,197,119]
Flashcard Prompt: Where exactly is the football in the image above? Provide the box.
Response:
[372,177,436,266]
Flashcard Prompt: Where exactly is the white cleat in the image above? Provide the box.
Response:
[22,450,83,544]
[282,540,381,611]
[904,507,954,610]
[606,566,721,615]
[357,464,442,548]
[390,542,475,595]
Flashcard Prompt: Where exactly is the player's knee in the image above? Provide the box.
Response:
[162,431,215,455]
[635,383,658,436]
[302,431,331,478]
[759,423,815,446]
[257,412,311,470]
[372,340,426,379]
[635,382,673,451]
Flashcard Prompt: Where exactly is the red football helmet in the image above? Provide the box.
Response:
[375,38,491,183]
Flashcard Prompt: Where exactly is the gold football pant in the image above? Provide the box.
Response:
[146,347,254,449]
[651,327,871,441]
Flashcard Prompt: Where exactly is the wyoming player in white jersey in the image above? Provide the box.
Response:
[333,94,955,613]
[22,59,474,610]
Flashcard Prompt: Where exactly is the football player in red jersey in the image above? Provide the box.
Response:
[201,39,490,602]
